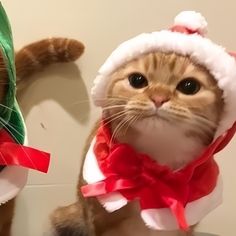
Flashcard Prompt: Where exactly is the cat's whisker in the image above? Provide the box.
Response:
[110,110,144,143]
[110,117,132,145]
[6,120,24,128]
[188,117,216,138]
[107,95,130,101]
[128,101,151,107]
[122,115,136,136]
[124,112,144,135]
[104,109,127,120]
[102,105,126,112]
[0,104,18,113]
[71,98,126,107]
[109,119,124,145]
[71,97,128,106]
[161,109,216,134]
[191,114,217,129]
[0,118,49,170]
[103,110,129,127]
[162,111,217,141]
[96,97,130,105]
[0,117,24,138]
[159,109,190,122]
[0,119,39,170]
[104,99,129,107]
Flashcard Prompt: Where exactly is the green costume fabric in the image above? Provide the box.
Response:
[0,2,25,144]
[0,3,50,205]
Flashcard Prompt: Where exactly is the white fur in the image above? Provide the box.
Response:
[174,11,207,35]
[91,13,236,137]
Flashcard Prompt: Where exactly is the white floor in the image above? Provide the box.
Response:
[1,0,236,235]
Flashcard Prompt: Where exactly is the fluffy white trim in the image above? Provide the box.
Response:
[174,11,207,35]
[83,138,106,183]
[0,166,28,205]
[83,138,128,211]
[83,140,223,230]
[0,119,28,205]
[98,192,128,212]
[91,30,236,136]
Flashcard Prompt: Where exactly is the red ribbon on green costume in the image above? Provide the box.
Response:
[0,129,50,173]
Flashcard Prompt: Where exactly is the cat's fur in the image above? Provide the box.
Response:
[51,52,224,236]
[0,37,84,236]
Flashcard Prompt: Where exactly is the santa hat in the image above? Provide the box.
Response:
[0,3,50,205]
[91,11,236,137]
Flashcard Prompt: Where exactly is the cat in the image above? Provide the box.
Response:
[50,10,236,236]
[50,51,224,236]
[0,37,84,236]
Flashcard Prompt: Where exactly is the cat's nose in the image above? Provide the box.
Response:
[151,95,169,107]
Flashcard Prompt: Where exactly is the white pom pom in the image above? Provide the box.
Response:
[174,11,208,35]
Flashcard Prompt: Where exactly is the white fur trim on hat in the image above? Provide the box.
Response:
[91,11,236,137]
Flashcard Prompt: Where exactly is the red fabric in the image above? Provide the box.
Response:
[170,25,202,35]
[81,121,236,230]
[0,129,50,173]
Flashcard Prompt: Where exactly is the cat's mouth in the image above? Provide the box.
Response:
[140,109,171,121]
[0,165,6,172]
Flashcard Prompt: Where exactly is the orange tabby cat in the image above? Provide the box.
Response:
[51,52,223,236]
[0,37,84,236]
[51,11,236,236]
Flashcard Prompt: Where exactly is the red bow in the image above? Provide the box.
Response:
[81,121,236,231]
[0,129,50,173]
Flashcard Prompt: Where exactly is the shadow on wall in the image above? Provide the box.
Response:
[12,62,89,236]
[16,62,90,124]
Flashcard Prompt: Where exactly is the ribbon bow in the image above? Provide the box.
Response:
[81,121,236,231]
[0,129,50,173]
[82,142,190,230]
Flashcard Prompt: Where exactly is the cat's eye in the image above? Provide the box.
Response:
[128,73,148,89]
[176,78,201,95]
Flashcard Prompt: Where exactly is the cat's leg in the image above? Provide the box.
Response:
[185,225,197,236]
[0,221,12,236]
[50,201,94,236]
[0,198,15,236]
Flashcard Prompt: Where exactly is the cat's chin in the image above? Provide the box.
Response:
[116,114,206,170]
[136,108,178,123]
[130,113,176,132]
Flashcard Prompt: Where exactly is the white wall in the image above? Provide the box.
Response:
[1,0,236,235]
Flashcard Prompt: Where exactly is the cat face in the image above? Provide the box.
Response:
[104,52,224,145]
